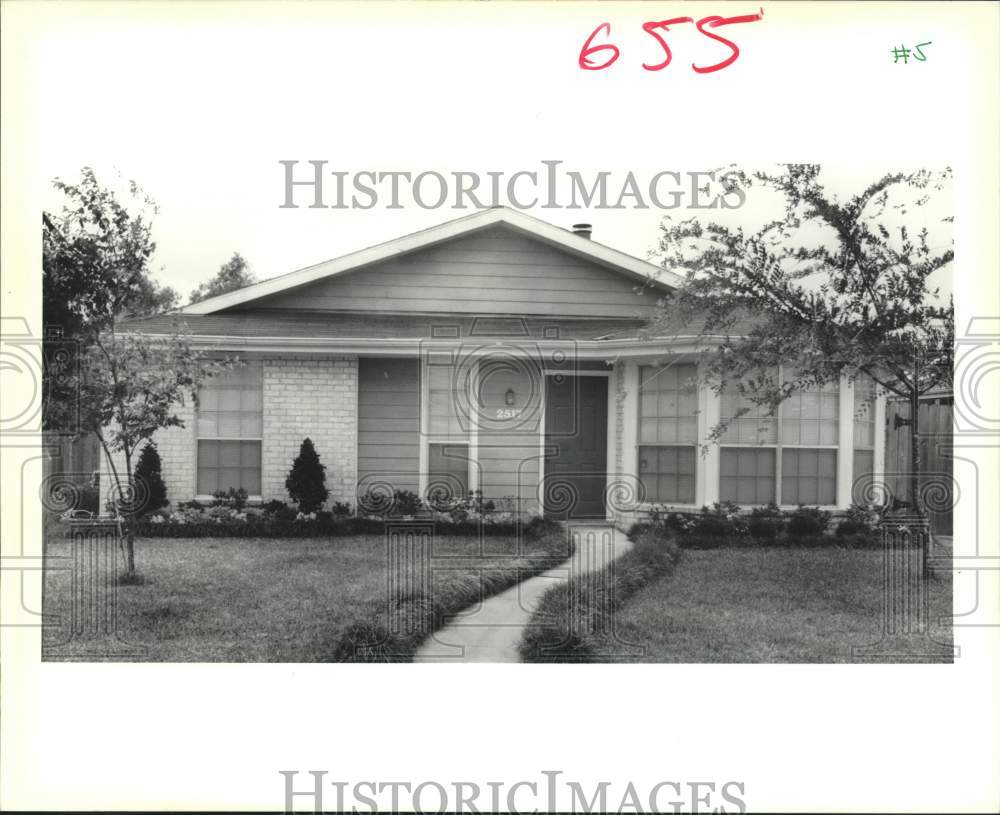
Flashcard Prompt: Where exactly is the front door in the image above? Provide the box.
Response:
[544,375,608,520]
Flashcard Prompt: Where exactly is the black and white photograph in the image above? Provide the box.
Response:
[38,169,957,666]
[1,1,997,813]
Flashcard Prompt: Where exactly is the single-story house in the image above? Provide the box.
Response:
[107,207,884,523]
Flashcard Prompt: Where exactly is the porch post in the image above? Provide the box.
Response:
[468,358,480,493]
[700,369,721,506]
[837,375,855,508]
[873,390,887,504]
[621,361,639,491]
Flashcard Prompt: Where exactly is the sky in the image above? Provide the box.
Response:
[33,2,954,305]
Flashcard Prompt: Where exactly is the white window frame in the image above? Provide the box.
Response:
[418,356,477,500]
[634,362,700,507]
[718,367,843,509]
[194,360,264,503]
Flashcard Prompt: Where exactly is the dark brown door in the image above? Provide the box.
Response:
[544,375,608,519]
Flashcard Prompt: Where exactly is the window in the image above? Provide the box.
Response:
[782,448,837,505]
[424,358,470,502]
[719,369,839,505]
[196,362,262,496]
[640,445,696,503]
[720,448,776,504]
[638,364,697,504]
[427,443,469,505]
[426,359,468,438]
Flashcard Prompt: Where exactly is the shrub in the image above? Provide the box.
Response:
[520,523,681,662]
[330,501,353,518]
[392,489,422,516]
[134,443,168,515]
[333,523,571,661]
[677,503,748,548]
[428,489,505,523]
[212,487,248,510]
[357,487,423,518]
[274,504,298,521]
[747,503,784,543]
[837,502,883,538]
[133,510,557,539]
[285,438,329,513]
[786,506,832,541]
[835,519,868,537]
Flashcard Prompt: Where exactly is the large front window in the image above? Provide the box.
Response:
[196,362,262,496]
[719,370,839,506]
[637,363,698,504]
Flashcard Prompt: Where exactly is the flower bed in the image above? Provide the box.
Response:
[135,491,547,539]
[629,502,885,549]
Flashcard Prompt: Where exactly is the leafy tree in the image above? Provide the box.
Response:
[651,165,953,572]
[133,442,168,515]
[84,327,229,576]
[285,438,329,513]
[42,167,179,433]
[189,252,256,304]
[42,167,232,578]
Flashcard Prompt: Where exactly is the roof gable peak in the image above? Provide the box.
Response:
[182,207,678,315]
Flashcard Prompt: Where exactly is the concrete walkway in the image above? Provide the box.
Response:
[412,523,633,663]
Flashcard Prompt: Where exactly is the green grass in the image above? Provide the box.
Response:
[612,547,953,663]
[42,530,569,662]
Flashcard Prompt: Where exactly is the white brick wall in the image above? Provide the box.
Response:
[100,355,359,511]
[262,356,358,506]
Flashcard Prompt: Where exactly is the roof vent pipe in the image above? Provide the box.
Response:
[571,223,592,239]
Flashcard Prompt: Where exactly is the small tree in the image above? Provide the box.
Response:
[86,328,228,576]
[133,442,168,515]
[285,438,329,513]
[651,165,953,574]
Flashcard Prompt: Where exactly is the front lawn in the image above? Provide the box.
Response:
[612,547,953,663]
[42,529,569,662]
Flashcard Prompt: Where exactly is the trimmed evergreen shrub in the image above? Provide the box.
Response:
[519,524,682,662]
[285,438,329,513]
[134,443,168,515]
[786,506,832,541]
[747,503,785,543]
[332,523,571,662]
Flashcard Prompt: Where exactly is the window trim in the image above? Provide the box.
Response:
[634,362,701,509]
[718,368,841,508]
[637,444,697,505]
[194,360,264,500]
[419,356,477,501]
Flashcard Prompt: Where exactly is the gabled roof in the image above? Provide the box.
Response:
[181,207,679,315]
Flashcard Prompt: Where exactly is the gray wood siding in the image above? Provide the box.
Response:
[884,396,953,535]
[476,361,542,511]
[251,226,659,318]
[357,358,420,497]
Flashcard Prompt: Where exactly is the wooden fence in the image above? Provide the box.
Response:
[41,432,102,515]
[884,394,953,535]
